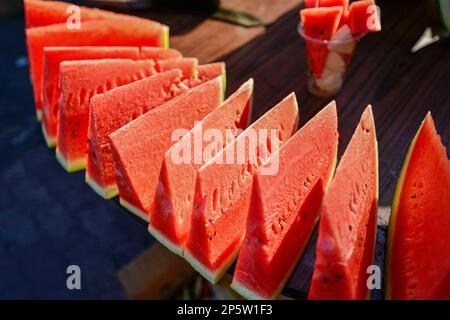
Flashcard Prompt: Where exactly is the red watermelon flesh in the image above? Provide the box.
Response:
[26,19,168,119]
[348,0,381,35]
[184,93,299,283]
[108,77,224,221]
[304,0,349,27]
[196,62,226,81]
[231,101,338,300]
[41,46,140,148]
[56,59,156,172]
[308,106,378,300]
[186,62,227,92]
[150,79,253,256]
[338,9,350,28]
[197,62,226,90]
[305,0,349,10]
[86,69,185,199]
[140,47,182,60]
[301,7,343,78]
[24,0,125,28]
[86,63,225,199]
[386,113,450,300]
[157,58,198,79]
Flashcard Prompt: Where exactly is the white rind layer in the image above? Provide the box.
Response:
[41,123,56,148]
[147,223,183,257]
[119,197,149,222]
[85,174,118,199]
[55,148,86,172]
[184,238,242,284]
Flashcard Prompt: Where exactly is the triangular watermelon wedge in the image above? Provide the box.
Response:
[184,93,299,283]
[108,77,224,221]
[41,46,140,148]
[231,101,339,300]
[86,69,186,199]
[26,19,168,120]
[348,0,381,35]
[150,79,253,256]
[304,0,349,28]
[86,62,224,199]
[300,7,343,78]
[308,106,378,300]
[386,113,450,300]
[56,59,157,172]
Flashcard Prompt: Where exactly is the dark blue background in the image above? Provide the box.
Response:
[0,17,153,299]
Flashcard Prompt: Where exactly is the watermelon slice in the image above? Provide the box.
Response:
[86,69,185,199]
[304,0,349,27]
[26,19,168,120]
[184,93,299,283]
[140,47,182,60]
[348,0,381,35]
[386,113,450,300]
[24,0,124,28]
[308,106,378,300]
[86,62,223,199]
[56,59,157,172]
[301,7,343,78]
[41,46,140,148]
[150,79,253,256]
[231,101,339,300]
[109,77,224,221]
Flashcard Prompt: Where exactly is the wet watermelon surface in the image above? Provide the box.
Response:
[0,18,153,299]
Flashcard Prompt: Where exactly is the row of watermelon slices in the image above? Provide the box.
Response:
[24,1,450,300]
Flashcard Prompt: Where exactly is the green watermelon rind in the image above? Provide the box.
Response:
[148,223,184,257]
[55,148,86,172]
[162,26,170,48]
[364,107,379,300]
[119,197,149,222]
[231,136,339,300]
[220,64,227,95]
[384,112,429,300]
[371,118,380,300]
[85,174,119,199]
[41,123,56,148]
[184,243,241,284]
[36,109,42,122]
[438,0,450,33]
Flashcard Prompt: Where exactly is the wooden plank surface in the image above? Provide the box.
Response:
[140,0,302,62]
[121,0,450,299]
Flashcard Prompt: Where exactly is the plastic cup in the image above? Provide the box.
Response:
[298,23,363,98]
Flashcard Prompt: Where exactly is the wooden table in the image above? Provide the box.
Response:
[122,0,450,299]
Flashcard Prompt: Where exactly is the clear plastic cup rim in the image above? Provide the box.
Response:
[297,23,364,45]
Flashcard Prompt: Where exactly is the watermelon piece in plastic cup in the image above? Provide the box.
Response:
[298,23,363,97]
